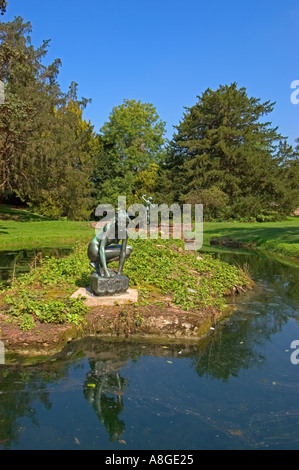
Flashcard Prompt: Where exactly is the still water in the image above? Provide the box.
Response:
[0,251,299,450]
[0,248,72,286]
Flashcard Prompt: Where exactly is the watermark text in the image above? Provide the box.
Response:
[290,80,299,104]
[94,196,203,251]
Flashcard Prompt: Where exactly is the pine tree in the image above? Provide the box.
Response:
[0,1,7,15]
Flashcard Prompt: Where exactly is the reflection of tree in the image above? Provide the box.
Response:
[191,252,299,381]
[83,359,128,442]
[0,366,64,448]
[217,251,299,305]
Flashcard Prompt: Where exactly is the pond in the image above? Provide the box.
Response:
[0,247,73,286]
[0,250,299,450]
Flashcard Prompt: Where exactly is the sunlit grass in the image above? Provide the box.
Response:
[0,205,94,249]
[202,217,299,259]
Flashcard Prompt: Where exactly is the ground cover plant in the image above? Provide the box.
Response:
[0,239,252,332]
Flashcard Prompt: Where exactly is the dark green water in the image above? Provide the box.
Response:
[0,251,299,450]
[0,248,72,286]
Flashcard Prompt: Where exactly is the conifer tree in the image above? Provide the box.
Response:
[0,1,7,15]
[0,17,98,219]
[165,83,295,219]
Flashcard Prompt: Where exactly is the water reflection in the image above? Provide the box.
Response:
[0,248,72,286]
[215,251,299,305]
[83,357,128,441]
[0,251,298,449]
[0,364,64,447]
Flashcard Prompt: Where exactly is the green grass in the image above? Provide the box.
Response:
[1,205,298,261]
[0,205,94,249]
[201,217,299,260]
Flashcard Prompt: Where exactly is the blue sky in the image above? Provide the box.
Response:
[3,0,299,146]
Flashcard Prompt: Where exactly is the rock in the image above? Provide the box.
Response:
[71,287,138,307]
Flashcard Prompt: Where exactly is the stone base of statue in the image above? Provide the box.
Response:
[90,272,129,297]
[71,284,138,307]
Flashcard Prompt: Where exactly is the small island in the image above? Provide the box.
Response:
[0,230,253,359]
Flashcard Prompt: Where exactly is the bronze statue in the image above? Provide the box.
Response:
[87,209,133,296]
[88,209,132,278]
[142,194,155,225]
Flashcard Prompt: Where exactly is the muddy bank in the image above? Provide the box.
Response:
[0,299,236,359]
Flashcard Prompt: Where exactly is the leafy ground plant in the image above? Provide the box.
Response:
[122,238,252,310]
[1,244,92,331]
[1,239,252,331]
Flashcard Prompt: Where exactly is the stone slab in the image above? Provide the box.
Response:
[71,287,138,307]
[90,272,129,296]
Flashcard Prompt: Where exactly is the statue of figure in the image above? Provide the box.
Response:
[142,194,155,225]
[88,209,132,278]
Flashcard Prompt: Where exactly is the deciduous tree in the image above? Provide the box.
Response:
[94,99,166,206]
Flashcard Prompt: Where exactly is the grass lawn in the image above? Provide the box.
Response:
[1,205,298,261]
[201,217,299,260]
[0,205,94,249]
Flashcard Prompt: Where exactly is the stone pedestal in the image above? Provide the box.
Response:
[90,273,129,296]
[71,287,138,307]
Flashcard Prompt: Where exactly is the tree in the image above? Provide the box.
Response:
[165,83,294,220]
[94,99,166,207]
[0,17,98,219]
[0,1,7,15]
[0,17,58,195]
[282,138,299,213]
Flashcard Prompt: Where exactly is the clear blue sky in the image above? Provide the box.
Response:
[3,0,299,146]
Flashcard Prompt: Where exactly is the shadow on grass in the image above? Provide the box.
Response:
[204,224,299,246]
[0,205,52,222]
[0,224,8,234]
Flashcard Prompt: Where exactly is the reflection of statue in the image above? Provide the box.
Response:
[83,360,128,442]
[87,209,133,296]
[142,195,155,225]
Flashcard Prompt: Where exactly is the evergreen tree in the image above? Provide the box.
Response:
[0,1,7,15]
[282,138,299,213]
[0,17,57,195]
[25,83,99,220]
[165,83,294,220]
[0,17,98,219]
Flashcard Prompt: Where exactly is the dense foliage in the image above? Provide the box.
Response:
[162,83,298,220]
[0,1,7,15]
[0,16,298,222]
[93,99,166,207]
[0,17,99,219]
[1,240,252,330]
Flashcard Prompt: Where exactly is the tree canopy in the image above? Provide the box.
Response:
[163,83,298,220]
[0,15,297,222]
[0,17,98,219]
[0,1,7,15]
[93,99,166,207]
